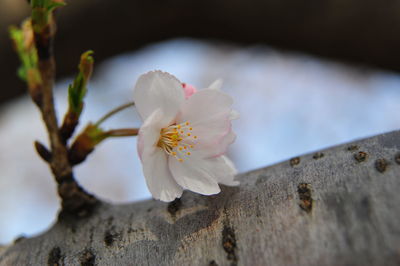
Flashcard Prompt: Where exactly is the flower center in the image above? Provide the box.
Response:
[157,121,197,162]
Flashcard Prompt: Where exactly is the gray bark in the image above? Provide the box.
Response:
[1,130,400,266]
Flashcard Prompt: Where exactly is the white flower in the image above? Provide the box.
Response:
[133,70,239,202]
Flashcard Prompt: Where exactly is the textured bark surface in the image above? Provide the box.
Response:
[1,130,400,266]
[2,0,400,104]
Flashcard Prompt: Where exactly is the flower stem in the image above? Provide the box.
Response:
[105,128,139,137]
[95,102,135,126]
[68,126,139,166]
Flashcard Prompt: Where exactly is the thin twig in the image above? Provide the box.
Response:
[105,128,139,137]
[95,102,135,126]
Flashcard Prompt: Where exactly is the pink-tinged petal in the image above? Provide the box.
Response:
[206,79,239,121]
[208,79,223,90]
[133,71,185,125]
[177,89,233,124]
[212,156,239,186]
[182,83,197,99]
[176,89,236,158]
[169,152,221,195]
[207,130,237,158]
[142,148,183,202]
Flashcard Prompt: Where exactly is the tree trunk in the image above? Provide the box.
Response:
[1,130,400,266]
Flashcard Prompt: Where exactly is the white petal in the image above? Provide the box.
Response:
[208,79,223,90]
[142,149,183,202]
[137,109,164,160]
[207,80,239,121]
[133,70,184,125]
[169,152,221,195]
[138,109,183,202]
[212,156,239,186]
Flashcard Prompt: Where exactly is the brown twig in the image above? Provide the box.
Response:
[66,102,137,166]
[68,125,139,166]
[30,3,97,216]
[105,128,139,137]
[35,51,72,180]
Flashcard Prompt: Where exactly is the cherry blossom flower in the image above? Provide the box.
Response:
[133,71,239,202]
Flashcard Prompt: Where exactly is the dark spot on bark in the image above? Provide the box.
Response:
[209,260,219,266]
[375,158,388,173]
[313,152,324,159]
[347,145,359,151]
[167,198,182,216]
[297,183,313,213]
[147,208,152,212]
[354,151,368,163]
[128,227,140,234]
[107,216,114,225]
[104,228,119,246]
[290,157,300,166]
[104,231,114,246]
[71,226,77,234]
[222,225,238,264]
[255,174,270,186]
[355,197,371,220]
[48,246,63,266]
[395,153,400,165]
[80,249,96,266]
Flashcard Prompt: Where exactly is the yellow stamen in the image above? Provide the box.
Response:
[157,121,198,162]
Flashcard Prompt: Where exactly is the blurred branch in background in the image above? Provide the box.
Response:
[1,0,400,104]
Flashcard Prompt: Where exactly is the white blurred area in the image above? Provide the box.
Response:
[1,39,400,244]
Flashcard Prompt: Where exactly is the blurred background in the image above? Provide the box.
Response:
[1,0,400,244]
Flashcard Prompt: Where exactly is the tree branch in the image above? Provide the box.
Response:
[1,130,399,265]
[27,1,97,215]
